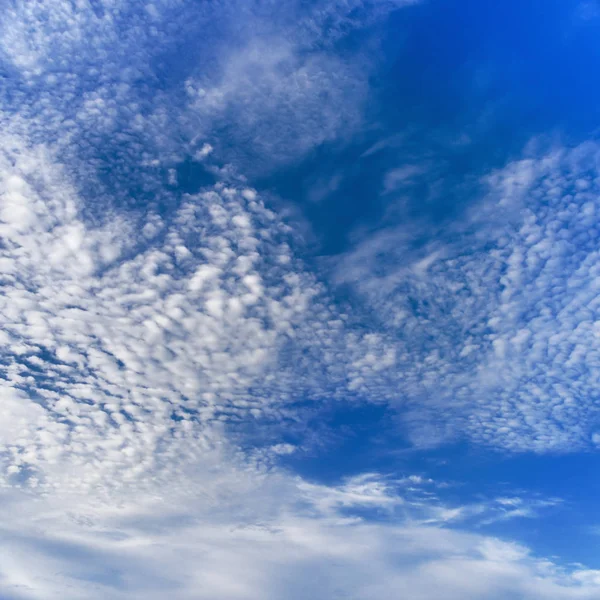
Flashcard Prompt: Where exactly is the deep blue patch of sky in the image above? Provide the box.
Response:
[255,0,600,257]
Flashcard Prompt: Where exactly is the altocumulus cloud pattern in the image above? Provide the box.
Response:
[2,0,600,599]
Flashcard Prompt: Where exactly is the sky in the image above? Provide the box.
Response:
[1,0,600,598]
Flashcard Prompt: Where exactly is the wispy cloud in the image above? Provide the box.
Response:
[0,472,596,599]
[383,163,429,192]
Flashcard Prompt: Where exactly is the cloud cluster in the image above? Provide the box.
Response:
[1,471,599,600]
[336,142,600,452]
[2,1,600,598]
[0,126,332,493]
[0,0,411,192]
[3,138,591,597]
[0,0,411,496]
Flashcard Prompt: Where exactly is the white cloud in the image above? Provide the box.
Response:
[2,1,599,598]
[0,472,597,600]
[0,124,402,496]
[383,163,429,192]
[184,32,368,173]
[335,141,600,452]
[0,122,592,598]
[0,129,327,493]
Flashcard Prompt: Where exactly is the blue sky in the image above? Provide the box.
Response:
[2,0,600,598]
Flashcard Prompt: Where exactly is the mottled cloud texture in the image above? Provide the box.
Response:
[1,1,600,598]
[337,143,600,452]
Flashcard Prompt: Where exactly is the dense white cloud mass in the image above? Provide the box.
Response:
[2,472,600,600]
[0,128,325,492]
[0,0,402,495]
[337,142,600,452]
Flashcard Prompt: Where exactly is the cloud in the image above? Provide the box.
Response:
[0,119,594,598]
[0,121,400,496]
[0,472,598,600]
[335,141,600,452]
[0,127,331,493]
[383,163,429,192]
[184,37,368,173]
[0,0,418,493]
[2,1,600,598]
[0,0,418,190]
[180,0,412,173]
